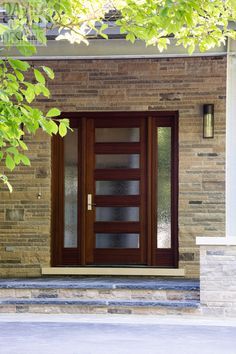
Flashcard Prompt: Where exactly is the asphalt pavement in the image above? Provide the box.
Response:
[0,314,235,354]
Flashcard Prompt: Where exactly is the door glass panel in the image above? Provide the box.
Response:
[96,180,140,195]
[96,234,140,248]
[157,127,171,248]
[64,129,78,248]
[96,154,139,169]
[96,128,140,142]
[96,207,139,221]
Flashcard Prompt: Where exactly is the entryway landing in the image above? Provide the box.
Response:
[0,277,200,315]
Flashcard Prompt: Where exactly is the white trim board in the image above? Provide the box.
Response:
[196,237,236,246]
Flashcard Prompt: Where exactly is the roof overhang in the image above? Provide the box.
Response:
[0,37,229,60]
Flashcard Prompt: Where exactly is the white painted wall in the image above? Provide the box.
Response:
[226,52,236,239]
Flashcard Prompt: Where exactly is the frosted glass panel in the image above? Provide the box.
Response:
[64,130,78,248]
[96,180,140,195]
[96,128,140,142]
[96,234,140,248]
[95,128,139,143]
[96,154,139,169]
[96,207,139,221]
[157,127,171,248]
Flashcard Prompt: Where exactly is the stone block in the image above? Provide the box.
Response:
[5,209,24,221]
[35,167,48,178]
[16,305,29,313]
[58,289,85,298]
[108,308,132,314]
[206,250,225,256]
[179,253,195,261]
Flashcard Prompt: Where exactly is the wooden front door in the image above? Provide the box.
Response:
[52,112,178,267]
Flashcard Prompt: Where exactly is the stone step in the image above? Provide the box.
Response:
[0,287,199,301]
[0,277,200,315]
[0,277,200,301]
[0,298,200,315]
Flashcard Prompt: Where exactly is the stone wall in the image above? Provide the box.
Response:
[200,245,236,316]
[0,56,226,277]
[0,130,51,277]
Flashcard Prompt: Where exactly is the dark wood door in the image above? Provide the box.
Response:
[85,116,147,265]
[52,112,178,267]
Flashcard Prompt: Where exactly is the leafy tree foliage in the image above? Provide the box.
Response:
[0,0,235,190]
[118,0,236,52]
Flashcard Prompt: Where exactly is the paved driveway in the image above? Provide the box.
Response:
[0,314,236,354]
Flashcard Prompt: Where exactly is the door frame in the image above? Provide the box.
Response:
[51,111,179,268]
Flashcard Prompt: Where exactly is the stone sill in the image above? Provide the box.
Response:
[41,267,185,277]
[196,237,236,246]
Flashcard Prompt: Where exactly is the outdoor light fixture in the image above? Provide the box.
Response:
[203,104,214,139]
[20,123,24,141]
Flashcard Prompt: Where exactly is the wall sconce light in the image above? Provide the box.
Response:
[203,104,214,139]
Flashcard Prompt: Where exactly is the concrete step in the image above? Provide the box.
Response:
[0,277,200,315]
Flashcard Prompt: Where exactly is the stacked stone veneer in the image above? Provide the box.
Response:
[200,245,236,316]
[0,56,226,277]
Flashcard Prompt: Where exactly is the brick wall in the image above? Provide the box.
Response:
[0,56,226,277]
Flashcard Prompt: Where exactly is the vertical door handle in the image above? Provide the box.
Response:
[87,194,92,210]
[87,194,96,210]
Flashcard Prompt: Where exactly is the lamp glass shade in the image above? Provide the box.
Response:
[203,104,214,138]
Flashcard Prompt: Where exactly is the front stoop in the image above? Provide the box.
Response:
[0,277,200,315]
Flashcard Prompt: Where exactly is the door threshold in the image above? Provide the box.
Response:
[41,267,185,277]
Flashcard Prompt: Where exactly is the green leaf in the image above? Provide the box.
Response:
[188,43,195,55]
[126,32,136,43]
[34,83,43,95]
[8,59,30,72]
[0,173,13,192]
[6,154,15,171]
[19,140,28,150]
[160,7,169,17]
[46,108,61,118]
[47,120,59,134]
[17,42,37,56]
[32,24,47,45]
[0,91,9,102]
[20,155,30,166]
[60,118,69,126]
[14,154,21,164]
[59,122,67,137]
[6,73,17,82]
[41,66,55,79]
[39,85,50,97]
[100,32,108,40]
[100,23,108,32]
[23,87,35,103]
[14,92,24,102]
[8,80,19,91]
[6,147,18,155]
[14,70,24,81]
[34,69,46,84]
